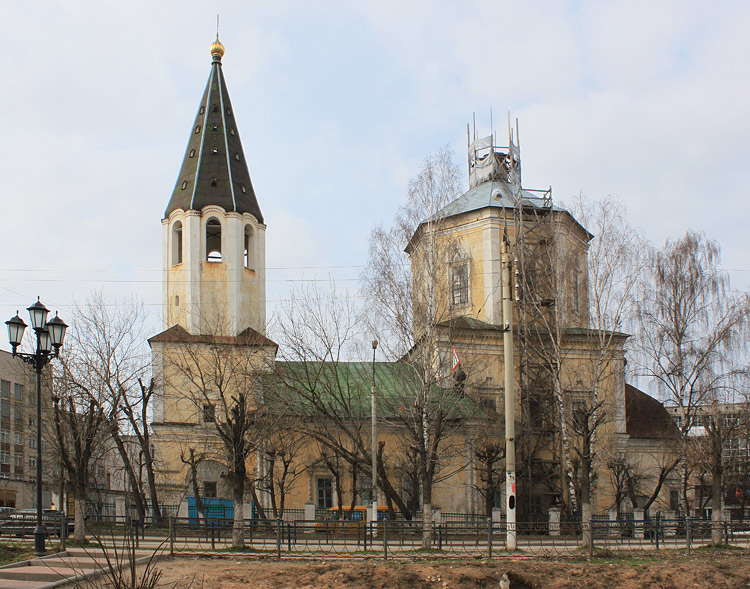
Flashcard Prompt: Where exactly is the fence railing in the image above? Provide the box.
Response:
[3,511,748,559]
[155,516,750,558]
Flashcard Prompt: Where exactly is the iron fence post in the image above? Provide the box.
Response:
[589,520,594,557]
[686,516,691,554]
[60,511,66,552]
[724,520,729,546]
[438,524,442,550]
[383,519,387,560]
[169,516,174,556]
[276,518,282,560]
[287,523,292,552]
[487,518,492,558]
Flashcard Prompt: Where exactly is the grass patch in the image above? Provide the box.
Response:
[696,543,744,551]
[0,543,62,565]
[65,538,93,548]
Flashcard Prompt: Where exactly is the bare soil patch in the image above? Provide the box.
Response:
[153,549,750,588]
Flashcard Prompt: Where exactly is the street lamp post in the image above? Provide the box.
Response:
[370,339,378,524]
[6,298,67,556]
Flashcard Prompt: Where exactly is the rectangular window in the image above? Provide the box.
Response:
[0,452,9,465]
[28,456,36,469]
[13,406,22,427]
[0,382,8,400]
[451,263,469,306]
[202,404,215,423]
[13,455,22,467]
[13,434,21,446]
[358,477,372,506]
[316,477,333,509]
[0,431,8,444]
[28,437,36,449]
[13,384,23,403]
[0,401,8,418]
[204,481,217,498]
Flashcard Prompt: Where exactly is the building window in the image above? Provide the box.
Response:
[172,221,183,266]
[316,477,333,509]
[13,433,21,446]
[204,481,217,498]
[13,384,23,403]
[28,456,36,469]
[0,401,8,419]
[202,404,215,423]
[451,263,469,306]
[243,226,253,269]
[0,452,8,465]
[28,437,36,449]
[0,381,8,400]
[0,431,8,443]
[14,455,22,468]
[206,218,222,262]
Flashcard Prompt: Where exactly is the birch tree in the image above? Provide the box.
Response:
[635,230,750,543]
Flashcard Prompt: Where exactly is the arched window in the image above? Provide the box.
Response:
[171,221,183,265]
[206,218,222,262]
[243,225,253,269]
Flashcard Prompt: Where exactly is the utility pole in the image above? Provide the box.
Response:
[370,339,378,526]
[502,234,517,550]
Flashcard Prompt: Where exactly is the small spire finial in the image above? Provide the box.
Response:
[210,15,225,62]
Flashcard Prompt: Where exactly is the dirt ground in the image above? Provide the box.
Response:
[152,550,750,588]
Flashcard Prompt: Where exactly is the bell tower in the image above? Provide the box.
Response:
[162,37,266,336]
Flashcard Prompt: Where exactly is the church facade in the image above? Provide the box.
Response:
[149,38,679,522]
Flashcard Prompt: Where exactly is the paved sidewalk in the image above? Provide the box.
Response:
[0,547,162,588]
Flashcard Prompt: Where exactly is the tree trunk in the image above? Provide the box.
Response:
[232,475,245,549]
[348,463,358,520]
[711,428,724,545]
[249,482,266,520]
[143,450,161,521]
[111,428,146,521]
[74,481,87,541]
[422,500,433,549]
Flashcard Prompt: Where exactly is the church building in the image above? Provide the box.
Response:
[148,38,679,523]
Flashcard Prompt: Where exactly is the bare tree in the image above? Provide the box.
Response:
[635,230,750,543]
[566,196,647,526]
[180,447,205,518]
[51,361,109,541]
[49,293,153,540]
[258,418,307,519]
[165,332,272,548]
[472,440,505,517]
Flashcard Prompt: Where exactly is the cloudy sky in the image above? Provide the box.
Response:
[1,1,748,349]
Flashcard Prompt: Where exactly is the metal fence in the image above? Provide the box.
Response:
[3,511,748,559]
[157,516,750,559]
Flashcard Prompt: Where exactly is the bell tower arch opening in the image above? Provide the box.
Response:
[206,217,223,262]
[243,225,254,270]
[171,221,183,266]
